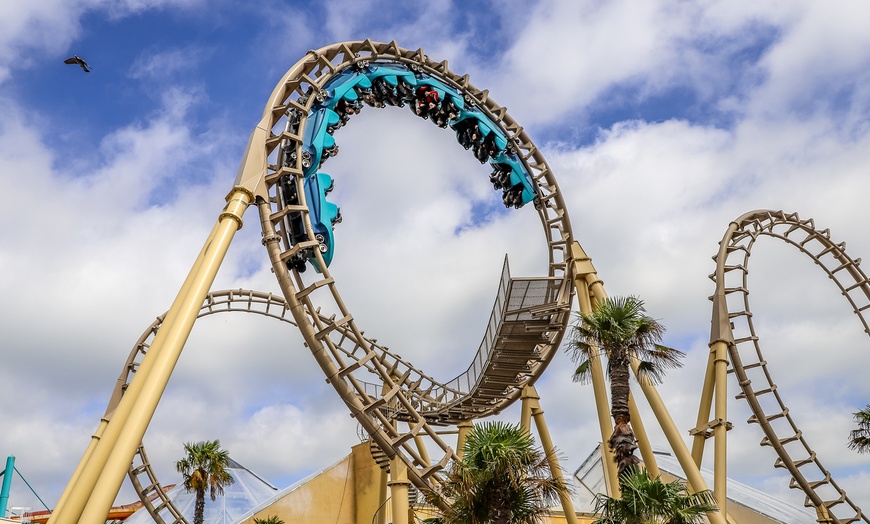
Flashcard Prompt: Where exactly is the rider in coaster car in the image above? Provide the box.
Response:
[396,79,415,105]
[427,103,441,123]
[359,87,383,108]
[321,144,340,166]
[482,132,500,160]
[474,141,489,163]
[455,119,480,149]
[442,99,458,120]
[502,183,525,209]
[414,86,440,118]
[338,99,363,127]
[377,80,402,107]
[336,98,360,118]
[489,164,512,190]
[372,78,398,106]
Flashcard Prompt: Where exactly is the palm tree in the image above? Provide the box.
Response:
[593,467,717,524]
[253,516,285,524]
[568,296,684,475]
[426,421,567,524]
[848,404,870,453]
[176,440,235,524]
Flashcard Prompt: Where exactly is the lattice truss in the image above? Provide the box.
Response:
[711,210,869,524]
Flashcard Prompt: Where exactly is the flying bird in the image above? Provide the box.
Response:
[64,55,91,72]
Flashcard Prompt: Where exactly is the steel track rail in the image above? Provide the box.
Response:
[711,210,868,523]
[253,40,575,502]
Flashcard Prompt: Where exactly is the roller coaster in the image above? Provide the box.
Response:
[46,41,868,524]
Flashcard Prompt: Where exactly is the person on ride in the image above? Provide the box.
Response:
[397,80,415,104]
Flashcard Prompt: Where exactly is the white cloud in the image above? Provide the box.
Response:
[2,0,870,518]
[129,45,213,81]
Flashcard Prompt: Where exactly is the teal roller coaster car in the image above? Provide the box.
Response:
[277,169,341,274]
[278,60,539,273]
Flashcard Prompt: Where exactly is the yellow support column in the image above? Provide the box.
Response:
[520,387,535,435]
[48,418,108,520]
[50,219,223,524]
[413,433,431,467]
[456,421,473,460]
[628,396,659,478]
[712,340,730,518]
[690,348,717,466]
[571,243,619,497]
[77,189,252,523]
[630,358,726,524]
[388,456,411,524]
[525,386,578,524]
[376,468,388,524]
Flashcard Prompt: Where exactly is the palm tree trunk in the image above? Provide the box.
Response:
[608,352,639,475]
[194,489,205,524]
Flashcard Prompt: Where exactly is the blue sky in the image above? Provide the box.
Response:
[2,0,870,519]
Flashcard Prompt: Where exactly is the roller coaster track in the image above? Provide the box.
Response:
[106,40,870,523]
[114,290,298,523]
[93,41,868,524]
[109,38,575,517]
[710,210,869,524]
[113,281,570,522]
[245,40,575,508]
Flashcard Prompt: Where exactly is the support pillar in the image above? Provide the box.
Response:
[628,396,659,477]
[376,468,388,524]
[49,418,108,520]
[524,386,578,524]
[520,388,534,435]
[413,434,431,467]
[570,242,619,497]
[691,347,717,467]
[49,218,224,524]
[690,340,732,522]
[631,358,727,524]
[456,421,473,460]
[712,340,730,517]
[1,456,14,518]
[56,189,251,524]
[388,457,410,524]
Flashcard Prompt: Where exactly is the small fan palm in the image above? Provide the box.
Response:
[593,467,717,524]
[253,516,285,524]
[848,405,870,453]
[427,421,567,524]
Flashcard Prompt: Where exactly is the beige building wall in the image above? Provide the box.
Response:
[240,453,356,524]
[240,443,385,524]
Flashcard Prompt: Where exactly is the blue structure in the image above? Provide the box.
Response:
[0,456,15,518]
[278,61,539,273]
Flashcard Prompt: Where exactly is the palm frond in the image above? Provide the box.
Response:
[848,405,870,453]
[432,421,569,524]
[593,467,717,524]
